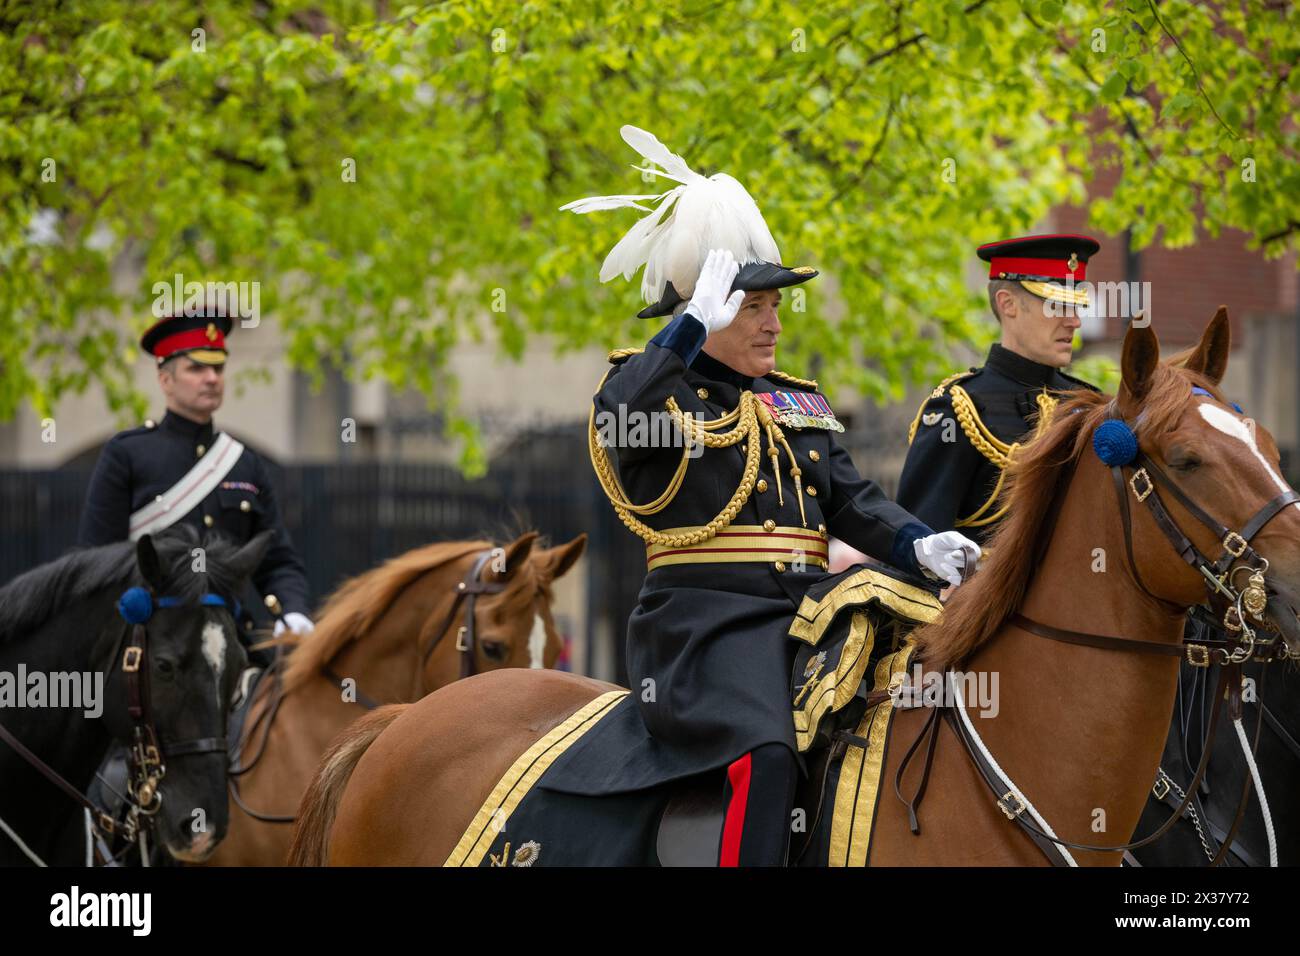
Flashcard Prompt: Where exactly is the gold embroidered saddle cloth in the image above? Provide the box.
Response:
[442,562,943,868]
[789,562,942,754]
[788,563,943,866]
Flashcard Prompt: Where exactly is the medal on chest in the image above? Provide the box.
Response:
[758,390,844,432]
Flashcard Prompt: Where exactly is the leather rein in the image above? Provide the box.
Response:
[0,593,234,859]
[228,548,506,824]
[888,442,1299,866]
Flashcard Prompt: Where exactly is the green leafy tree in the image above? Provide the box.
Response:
[1,0,1295,472]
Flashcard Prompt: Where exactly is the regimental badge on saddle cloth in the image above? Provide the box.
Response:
[758,390,844,432]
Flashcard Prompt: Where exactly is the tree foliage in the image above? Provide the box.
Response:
[1,0,1295,471]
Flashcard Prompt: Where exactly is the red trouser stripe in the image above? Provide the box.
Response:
[718,752,753,867]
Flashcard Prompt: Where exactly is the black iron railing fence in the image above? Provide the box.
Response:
[0,423,904,684]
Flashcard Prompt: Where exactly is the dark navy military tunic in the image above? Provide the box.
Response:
[76,410,311,620]
[544,313,931,794]
[896,342,1096,545]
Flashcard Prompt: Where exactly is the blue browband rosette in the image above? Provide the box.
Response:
[116,586,154,625]
[1093,419,1139,467]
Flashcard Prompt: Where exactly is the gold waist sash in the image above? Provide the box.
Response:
[645,525,830,571]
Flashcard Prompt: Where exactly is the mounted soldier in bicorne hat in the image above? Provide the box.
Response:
[564,126,981,865]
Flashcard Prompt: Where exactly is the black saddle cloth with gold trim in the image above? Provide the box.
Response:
[442,564,942,867]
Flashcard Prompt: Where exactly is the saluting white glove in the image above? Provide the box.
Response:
[682,248,746,334]
[913,531,982,588]
[273,611,315,637]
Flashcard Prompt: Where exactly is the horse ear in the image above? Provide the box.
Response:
[1118,314,1160,412]
[227,530,274,583]
[496,531,539,576]
[533,534,587,583]
[1181,306,1231,384]
[136,534,166,591]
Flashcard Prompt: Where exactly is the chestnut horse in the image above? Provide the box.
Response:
[205,531,585,866]
[289,313,1300,866]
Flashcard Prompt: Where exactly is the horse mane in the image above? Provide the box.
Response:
[914,360,1223,670]
[0,525,249,641]
[283,539,495,689]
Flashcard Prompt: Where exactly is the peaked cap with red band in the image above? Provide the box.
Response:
[977,233,1100,307]
[140,311,233,366]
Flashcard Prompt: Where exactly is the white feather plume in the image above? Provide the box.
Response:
[619,125,701,186]
[560,126,781,304]
[557,194,662,214]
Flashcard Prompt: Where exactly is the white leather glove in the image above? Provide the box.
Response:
[682,248,746,334]
[273,611,315,637]
[913,531,982,588]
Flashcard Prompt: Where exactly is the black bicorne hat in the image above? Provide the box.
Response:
[636,261,820,318]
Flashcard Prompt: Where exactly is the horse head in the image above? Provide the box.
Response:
[1113,307,1300,656]
[100,528,271,862]
[430,531,588,676]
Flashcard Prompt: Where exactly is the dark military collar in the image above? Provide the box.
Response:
[689,350,754,391]
[160,409,216,443]
[985,343,1061,388]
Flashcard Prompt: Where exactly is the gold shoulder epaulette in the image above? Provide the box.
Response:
[907,370,975,444]
[768,369,818,391]
[607,347,644,365]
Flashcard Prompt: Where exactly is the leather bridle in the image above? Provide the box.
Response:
[325,547,507,702]
[890,408,1300,865]
[419,549,508,681]
[0,592,236,859]
[115,611,232,816]
[1112,450,1300,659]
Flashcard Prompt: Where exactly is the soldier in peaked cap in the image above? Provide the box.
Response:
[563,126,981,866]
[77,308,314,642]
[896,234,1101,545]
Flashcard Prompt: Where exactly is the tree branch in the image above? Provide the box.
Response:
[1145,0,1238,140]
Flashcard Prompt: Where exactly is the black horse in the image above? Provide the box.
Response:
[0,526,270,865]
[1132,644,1300,866]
